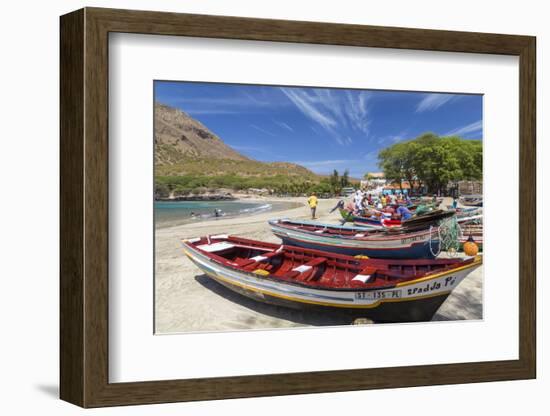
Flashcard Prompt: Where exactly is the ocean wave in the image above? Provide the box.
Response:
[238,203,272,215]
[186,203,272,221]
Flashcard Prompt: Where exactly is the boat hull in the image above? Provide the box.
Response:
[269,220,440,259]
[182,243,481,323]
[211,273,452,322]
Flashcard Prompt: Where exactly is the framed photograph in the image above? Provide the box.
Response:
[60,7,536,408]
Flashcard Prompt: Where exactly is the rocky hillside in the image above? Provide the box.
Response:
[154,102,316,179]
[155,102,249,164]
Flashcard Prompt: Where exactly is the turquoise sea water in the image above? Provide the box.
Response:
[154,200,299,228]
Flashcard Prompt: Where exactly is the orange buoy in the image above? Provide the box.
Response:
[463,235,479,256]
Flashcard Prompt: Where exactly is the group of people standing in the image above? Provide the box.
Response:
[308,189,415,221]
[348,190,413,221]
[349,190,411,214]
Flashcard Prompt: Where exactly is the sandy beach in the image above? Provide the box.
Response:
[155,196,483,333]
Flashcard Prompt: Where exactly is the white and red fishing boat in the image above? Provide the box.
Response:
[181,235,482,322]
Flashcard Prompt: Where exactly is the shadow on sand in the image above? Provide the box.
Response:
[194,274,362,327]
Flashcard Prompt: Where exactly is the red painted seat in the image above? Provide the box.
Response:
[288,257,327,281]
[360,266,378,276]
[240,250,284,271]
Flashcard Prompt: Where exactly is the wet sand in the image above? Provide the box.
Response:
[155,197,482,333]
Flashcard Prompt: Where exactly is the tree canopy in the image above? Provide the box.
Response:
[377,133,482,194]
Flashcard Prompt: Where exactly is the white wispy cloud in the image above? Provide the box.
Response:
[345,91,371,134]
[416,93,457,112]
[375,131,410,146]
[168,91,289,115]
[292,159,360,169]
[280,88,337,130]
[273,120,294,132]
[445,120,483,137]
[250,124,277,137]
[280,87,371,145]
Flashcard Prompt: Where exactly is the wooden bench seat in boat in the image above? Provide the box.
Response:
[287,257,328,282]
[235,249,284,271]
[349,266,378,287]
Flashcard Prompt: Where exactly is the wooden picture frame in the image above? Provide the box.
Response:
[60,7,536,408]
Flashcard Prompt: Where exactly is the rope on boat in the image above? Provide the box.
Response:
[429,225,442,258]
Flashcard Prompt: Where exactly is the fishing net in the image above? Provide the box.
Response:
[439,216,462,254]
[415,204,431,216]
[429,216,462,257]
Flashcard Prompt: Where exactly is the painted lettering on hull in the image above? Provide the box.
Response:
[355,290,402,300]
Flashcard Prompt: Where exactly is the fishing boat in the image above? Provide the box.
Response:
[393,209,456,228]
[339,208,401,229]
[346,209,455,230]
[352,214,403,229]
[181,235,482,322]
[410,197,443,208]
[460,195,483,207]
[447,206,482,217]
[269,218,441,259]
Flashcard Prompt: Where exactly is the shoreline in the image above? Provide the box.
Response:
[155,196,482,333]
[155,197,303,229]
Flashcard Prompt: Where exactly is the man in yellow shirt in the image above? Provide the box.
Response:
[307,192,318,219]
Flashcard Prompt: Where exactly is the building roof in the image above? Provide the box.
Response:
[366,172,385,179]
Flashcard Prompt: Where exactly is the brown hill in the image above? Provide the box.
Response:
[155,102,249,164]
[154,103,317,179]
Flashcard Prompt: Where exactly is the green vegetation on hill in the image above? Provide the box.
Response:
[154,157,329,197]
[156,156,316,178]
[155,173,351,198]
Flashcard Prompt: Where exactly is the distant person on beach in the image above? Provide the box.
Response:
[361,195,369,211]
[214,209,221,218]
[354,190,363,212]
[452,197,458,209]
[307,192,318,219]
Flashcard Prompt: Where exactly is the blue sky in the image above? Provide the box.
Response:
[155,81,482,178]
